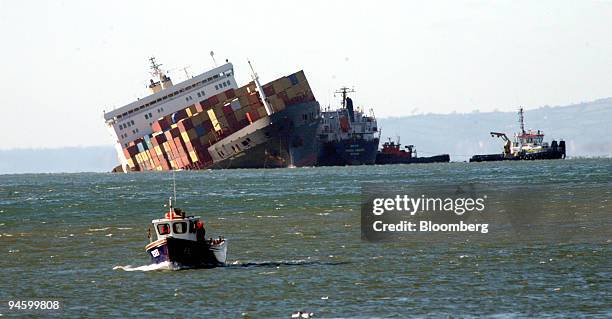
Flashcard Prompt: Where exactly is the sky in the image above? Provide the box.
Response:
[1,0,611,149]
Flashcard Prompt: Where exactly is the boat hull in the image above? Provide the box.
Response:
[376,153,450,164]
[469,148,565,162]
[145,237,227,268]
[317,138,379,166]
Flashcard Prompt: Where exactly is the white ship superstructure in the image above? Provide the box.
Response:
[511,107,546,155]
[319,88,378,143]
[319,108,378,143]
[103,57,238,169]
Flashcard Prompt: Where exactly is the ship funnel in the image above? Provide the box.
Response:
[161,74,173,89]
[148,56,172,92]
[148,79,162,94]
[346,97,355,122]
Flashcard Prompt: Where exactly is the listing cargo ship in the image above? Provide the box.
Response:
[316,87,380,166]
[469,107,566,162]
[103,57,320,172]
[375,137,450,164]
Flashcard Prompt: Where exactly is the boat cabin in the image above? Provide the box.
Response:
[513,130,548,153]
[151,215,202,241]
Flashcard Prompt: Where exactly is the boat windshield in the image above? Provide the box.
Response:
[173,222,187,234]
[157,223,170,235]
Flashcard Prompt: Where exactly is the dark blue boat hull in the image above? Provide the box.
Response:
[146,237,225,268]
[317,138,379,166]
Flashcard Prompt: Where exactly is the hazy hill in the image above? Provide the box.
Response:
[1,98,610,174]
[377,98,612,161]
[0,146,117,174]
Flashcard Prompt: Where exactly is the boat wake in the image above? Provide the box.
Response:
[225,259,350,268]
[113,260,348,272]
[112,261,186,272]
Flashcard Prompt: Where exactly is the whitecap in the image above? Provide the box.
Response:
[113,261,173,272]
[117,227,132,230]
[89,227,110,232]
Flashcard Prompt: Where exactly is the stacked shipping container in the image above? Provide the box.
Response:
[122,70,315,171]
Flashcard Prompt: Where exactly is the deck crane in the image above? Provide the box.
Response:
[490,132,512,157]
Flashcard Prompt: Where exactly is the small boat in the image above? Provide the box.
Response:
[375,137,450,164]
[469,107,566,162]
[145,197,227,268]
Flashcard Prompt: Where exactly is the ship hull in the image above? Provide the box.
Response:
[208,101,320,169]
[376,153,450,164]
[317,138,379,166]
[469,149,565,162]
[145,237,227,268]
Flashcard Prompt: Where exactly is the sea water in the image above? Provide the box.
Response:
[0,159,610,317]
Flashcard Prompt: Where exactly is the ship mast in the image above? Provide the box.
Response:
[335,87,355,108]
[149,56,163,80]
[518,107,525,134]
[248,60,274,116]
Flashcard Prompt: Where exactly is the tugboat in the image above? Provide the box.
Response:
[145,197,227,268]
[375,137,450,164]
[316,87,380,166]
[470,107,566,162]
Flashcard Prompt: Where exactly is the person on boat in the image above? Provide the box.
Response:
[196,221,206,241]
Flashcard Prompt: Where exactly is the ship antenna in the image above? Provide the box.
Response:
[518,107,525,134]
[210,51,217,67]
[172,170,177,209]
[149,56,163,79]
[181,66,191,79]
[334,87,355,108]
[247,59,274,116]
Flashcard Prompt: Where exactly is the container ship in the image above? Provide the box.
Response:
[469,107,566,162]
[375,137,450,164]
[316,87,380,166]
[103,58,320,172]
